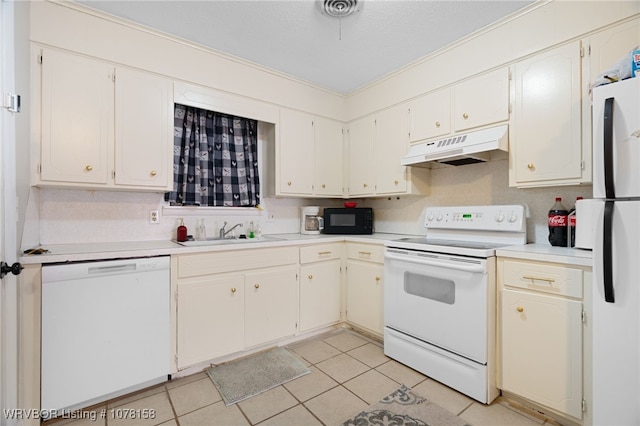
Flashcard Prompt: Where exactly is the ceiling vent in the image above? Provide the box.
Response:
[322,0,359,18]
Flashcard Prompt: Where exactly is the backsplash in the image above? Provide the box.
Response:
[27,159,591,248]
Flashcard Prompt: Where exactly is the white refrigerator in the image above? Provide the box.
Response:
[591,76,640,425]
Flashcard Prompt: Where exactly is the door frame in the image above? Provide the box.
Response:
[1,1,20,423]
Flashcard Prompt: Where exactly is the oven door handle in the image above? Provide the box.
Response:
[385,251,485,273]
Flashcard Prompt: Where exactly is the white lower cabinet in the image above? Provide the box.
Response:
[498,256,591,422]
[173,247,298,370]
[299,244,344,332]
[244,266,298,348]
[345,243,384,336]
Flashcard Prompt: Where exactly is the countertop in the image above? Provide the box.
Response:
[20,233,415,265]
[496,243,592,267]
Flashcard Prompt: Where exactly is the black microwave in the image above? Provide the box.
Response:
[322,208,373,235]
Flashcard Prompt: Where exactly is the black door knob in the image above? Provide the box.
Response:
[0,261,23,279]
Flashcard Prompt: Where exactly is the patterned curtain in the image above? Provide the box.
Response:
[166,104,260,207]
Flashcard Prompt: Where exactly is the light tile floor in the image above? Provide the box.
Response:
[45,328,561,426]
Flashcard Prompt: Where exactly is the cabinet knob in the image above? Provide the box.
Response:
[321,184,326,189]
[363,183,368,188]
[375,276,381,282]
[150,170,157,176]
[463,113,469,119]
[517,306,524,313]
[394,180,399,185]
[287,181,292,186]
[527,163,535,170]
[85,165,93,172]
[254,283,260,289]
[435,121,441,128]
[308,274,313,280]
[231,287,237,293]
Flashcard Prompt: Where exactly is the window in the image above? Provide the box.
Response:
[165,104,260,207]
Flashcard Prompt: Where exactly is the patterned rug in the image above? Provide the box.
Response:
[206,346,310,406]
[342,385,471,426]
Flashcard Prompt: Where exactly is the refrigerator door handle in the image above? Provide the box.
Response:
[604,97,615,199]
[603,200,615,303]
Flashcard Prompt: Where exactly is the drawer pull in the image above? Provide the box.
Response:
[318,251,332,255]
[523,275,555,283]
[85,165,93,172]
[527,163,535,170]
[150,170,157,176]
[231,287,237,293]
[358,251,372,256]
[517,306,524,313]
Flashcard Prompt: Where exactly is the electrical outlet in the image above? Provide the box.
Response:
[265,210,276,223]
[149,209,160,224]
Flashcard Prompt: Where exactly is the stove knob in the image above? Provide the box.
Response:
[427,212,434,221]
[495,213,505,223]
[436,213,443,221]
[509,212,519,223]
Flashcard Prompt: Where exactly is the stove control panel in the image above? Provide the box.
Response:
[424,205,526,232]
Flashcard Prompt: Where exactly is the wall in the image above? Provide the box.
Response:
[21,1,635,247]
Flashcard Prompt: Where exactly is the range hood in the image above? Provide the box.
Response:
[401,124,508,167]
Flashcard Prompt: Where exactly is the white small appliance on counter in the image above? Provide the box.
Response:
[300,206,324,235]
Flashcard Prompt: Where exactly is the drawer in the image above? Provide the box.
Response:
[300,243,343,264]
[502,259,583,299]
[176,246,298,278]
[346,243,384,264]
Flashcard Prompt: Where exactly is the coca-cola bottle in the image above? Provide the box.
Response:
[569,196,583,248]
[548,197,569,247]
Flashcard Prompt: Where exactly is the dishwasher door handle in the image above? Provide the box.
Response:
[88,263,137,275]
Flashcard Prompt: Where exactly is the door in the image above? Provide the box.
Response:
[278,108,314,195]
[346,261,383,334]
[299,260,342,331]
[375,106,407,194]
[501,289,583,419]
[114,67,173,189]
[346,116,375,196]
[384,249,489,363]
[40,48,112,185]
[592,77,640,199]
[314,117,344,196]
[592,200,640,425]
[1,1,19,418]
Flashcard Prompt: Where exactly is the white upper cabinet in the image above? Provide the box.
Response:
[375,105,408,195]
[452,67,511,132]
[278,109,344,197]
[37,48,173,191]
[40,49,113,185]
[114,67,173,189]
[346,116,376,197]
[314,117,345,196]
[407,67,510,145]
[510,41,584,187]
[407,88,451,143]
[278,109,315,195]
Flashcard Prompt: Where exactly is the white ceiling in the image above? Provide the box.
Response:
[77,0,536,94]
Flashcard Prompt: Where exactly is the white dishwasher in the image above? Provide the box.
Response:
[41,256,170,414]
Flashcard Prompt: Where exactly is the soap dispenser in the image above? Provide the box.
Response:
[177,218,188,242]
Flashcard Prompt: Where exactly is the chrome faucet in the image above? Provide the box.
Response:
[219,221,243,239]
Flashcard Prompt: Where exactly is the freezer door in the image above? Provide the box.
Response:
[592,200,640,425]
[592,78,640,199]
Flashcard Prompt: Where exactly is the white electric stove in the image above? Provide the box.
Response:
[383,204,526,404]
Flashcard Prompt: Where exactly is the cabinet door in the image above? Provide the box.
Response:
[40,49,112,185]
[453,67,510,132]
[407,88,451,142]
[347,116,375,196]
[512,42,583,186]
[501,289,583,419]
[114,67,173,190]
[375,106,408,194]
[245,266,298,348]
[314,117,344,196]
[346,261,383,335]
[299,260,342,332]
[279,109,314,195]
[177,275,244,369]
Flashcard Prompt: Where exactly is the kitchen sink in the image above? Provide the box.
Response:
[176,235,284,247]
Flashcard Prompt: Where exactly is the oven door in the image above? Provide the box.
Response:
[384,248,493,363]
